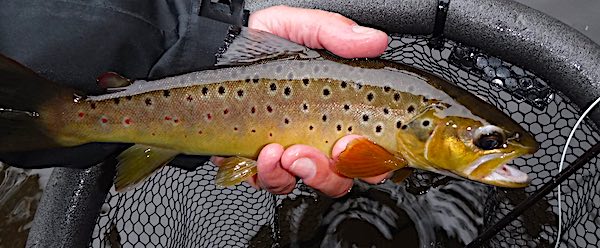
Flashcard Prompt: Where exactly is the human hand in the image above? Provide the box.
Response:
[211,6,390,198]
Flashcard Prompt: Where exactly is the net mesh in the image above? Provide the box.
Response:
[89,34,600,247]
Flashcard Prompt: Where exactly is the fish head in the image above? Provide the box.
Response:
[397,109,538,188]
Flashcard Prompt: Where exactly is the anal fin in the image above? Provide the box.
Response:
[334,138,407,178]
[115,144,179,192]
[215,156,257,187]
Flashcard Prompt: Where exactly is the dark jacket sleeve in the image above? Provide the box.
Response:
[0,0,245,169]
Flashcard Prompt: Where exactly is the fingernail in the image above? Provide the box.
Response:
[290,158,317,179]
[352,25,377,34]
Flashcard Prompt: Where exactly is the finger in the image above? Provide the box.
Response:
[249,5,388,58]
[331,135,393,184]
[280,145,353,198]
[255,143,297,194]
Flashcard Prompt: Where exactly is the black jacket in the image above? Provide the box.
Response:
[0,0,247,170]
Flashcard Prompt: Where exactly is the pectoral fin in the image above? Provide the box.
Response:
[390,168,414,183]
[215,156,258,187]
[115,144,179,192]
[334,138,407,178]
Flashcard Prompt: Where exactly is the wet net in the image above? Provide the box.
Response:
[89,34,600,248]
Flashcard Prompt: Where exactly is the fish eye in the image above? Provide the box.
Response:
[474,126,505,150]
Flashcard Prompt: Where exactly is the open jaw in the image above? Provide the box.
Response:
[464,153,530,187]
[483,163,529,185]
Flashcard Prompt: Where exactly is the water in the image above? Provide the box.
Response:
[263,172,489,247]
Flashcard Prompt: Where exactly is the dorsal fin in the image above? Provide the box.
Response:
[215,27,321,66]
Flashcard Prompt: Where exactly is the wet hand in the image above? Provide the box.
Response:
[212,6,390,197]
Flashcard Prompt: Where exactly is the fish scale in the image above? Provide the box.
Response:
[47,75,430,158]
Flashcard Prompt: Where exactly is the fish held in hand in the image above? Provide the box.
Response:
[0,28,538,191]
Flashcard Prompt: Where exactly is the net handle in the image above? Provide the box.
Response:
[247,0,600,126]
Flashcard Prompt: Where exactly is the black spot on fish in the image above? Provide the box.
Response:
[237,89,244,97]
[267,105,273,113]
[322,115,327,122]
[396,121,402,129]
[325,140,329,144]
[251,129,256,133]
[348,126,353,132]
[252,78,259,83]
[366,92,374,102]
[270,83,277,91]
[384,86,391,92]
[125,96,133,101]
[309,125,314,130]
[383,108,389,114]
[401,125,408,130]
[340,81,347,88]
[394,93,400,101]
[284,87,291,96]
[375,125,382,133]
[423,97,429,103]
[336,124,342,131]
[357,83,363,89]
[90,103,96,109]
[113,98,120,105]
[145,98,152,106]
[245,78,251,83]
[343,104,350,111]
[302,78,310,86]
[362,114,369,122]
[202,87,208,95]
[284,118,289,124]
[218,86,225,95]
[407,105,415,113]
[163,90,171,97]
[323,88,330,97]
[422,120,430,127]
[302,103,308,111]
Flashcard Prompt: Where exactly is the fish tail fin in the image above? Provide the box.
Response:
[0,54,76,151]
[215,157,258,187]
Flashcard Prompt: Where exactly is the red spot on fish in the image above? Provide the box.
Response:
[101,117,108,123]
[124,118,132,125]
[267,105,273,113]
[251,107,256,114]
[186,95,193,102]
[207,113,212,120]
[224,109,229,115]
[165,116,172,121]
[78,112,85,118]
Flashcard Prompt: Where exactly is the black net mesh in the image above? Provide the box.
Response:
[89,34,600,247]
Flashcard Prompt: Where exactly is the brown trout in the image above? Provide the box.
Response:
[0,29,538,192]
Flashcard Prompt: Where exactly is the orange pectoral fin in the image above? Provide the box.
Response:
[334,138,407,178]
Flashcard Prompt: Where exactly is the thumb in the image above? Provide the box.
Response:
[249,6,388,58]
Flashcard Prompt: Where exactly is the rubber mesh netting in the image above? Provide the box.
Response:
[89,35,600,248]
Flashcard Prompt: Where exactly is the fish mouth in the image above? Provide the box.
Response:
[463,153,530,188]
[481,163,530,187]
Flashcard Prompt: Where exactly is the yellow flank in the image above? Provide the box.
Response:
[46,78,430,158]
